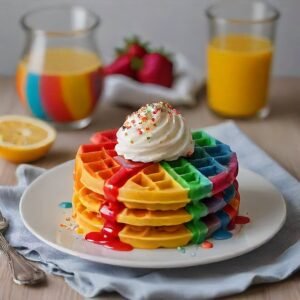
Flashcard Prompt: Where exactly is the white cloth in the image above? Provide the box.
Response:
[102,53,204,107]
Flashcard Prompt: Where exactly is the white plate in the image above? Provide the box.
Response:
[20,161,286,268]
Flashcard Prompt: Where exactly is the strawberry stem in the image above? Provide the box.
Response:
[122,35,151,53]
[130,57,143,71]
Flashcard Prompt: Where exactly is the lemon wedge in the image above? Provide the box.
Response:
[0,115,56,163]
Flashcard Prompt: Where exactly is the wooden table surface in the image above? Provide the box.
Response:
[0,76,299,300]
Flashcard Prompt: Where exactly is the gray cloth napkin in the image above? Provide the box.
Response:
[0,121,299,300]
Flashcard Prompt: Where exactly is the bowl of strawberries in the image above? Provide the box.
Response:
[104,36,174,88]
[102,36,203,107]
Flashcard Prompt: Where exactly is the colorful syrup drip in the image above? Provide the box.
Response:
[224,215,250,236]
[85,229,132,251]
[212,229,233,240]
[235,216,250,225]
[201,241,214,249]
[85,155,149,251]
[227,220,236,231]
[59,201,72,208]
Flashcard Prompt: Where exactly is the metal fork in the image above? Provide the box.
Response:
[0,209,45,285]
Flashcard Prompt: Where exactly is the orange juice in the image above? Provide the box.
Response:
[207,35,273,117]
[16,48,103,122]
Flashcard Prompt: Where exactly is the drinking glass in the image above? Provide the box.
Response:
[16,6,103,129]
[206,0,280,118]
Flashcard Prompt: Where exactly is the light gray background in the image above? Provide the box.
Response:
[0,0,299,76]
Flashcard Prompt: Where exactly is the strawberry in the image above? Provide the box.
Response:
[116,36,149,59]
[137,52,174,88]
[104,36,174,87]
[126,36,149,58]
[127,43,147,58]
[103,54,136,78]
[104,36,148,78]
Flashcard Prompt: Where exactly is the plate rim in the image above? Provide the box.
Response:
[19,160,287,268]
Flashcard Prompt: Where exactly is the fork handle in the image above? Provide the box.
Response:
[0,233,45,285]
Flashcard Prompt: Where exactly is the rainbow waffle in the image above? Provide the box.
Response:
[75,130,238,205]
[73,129,240,249]
[73,179,240,248]
[74,181,237,225]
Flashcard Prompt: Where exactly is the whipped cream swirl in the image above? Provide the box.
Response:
[115,102,194,162]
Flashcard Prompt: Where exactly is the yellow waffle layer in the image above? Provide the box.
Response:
[75,215,99,235]
[73,171,84,191]
[72,194,104,233]
[72,204,192,248]
[117,208,192,226]
[118,164,190,210]
[73,189,192,227]
[119,225,192,249]
[77,186,103,212]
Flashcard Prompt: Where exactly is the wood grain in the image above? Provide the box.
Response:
[0,76,299,300]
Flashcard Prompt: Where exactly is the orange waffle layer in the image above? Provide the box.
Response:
[75,143,120,195]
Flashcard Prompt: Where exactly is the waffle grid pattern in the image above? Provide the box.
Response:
[73,129,240,248]
[161,130,237,201]
[80,147,120,181]
[118,164,190,210]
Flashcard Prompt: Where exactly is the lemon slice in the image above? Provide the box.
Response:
[0,115,56,163]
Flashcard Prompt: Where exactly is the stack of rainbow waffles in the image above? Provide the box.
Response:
[72,102,241,250]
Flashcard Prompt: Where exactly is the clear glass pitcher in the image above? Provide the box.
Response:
[16,6,103,129]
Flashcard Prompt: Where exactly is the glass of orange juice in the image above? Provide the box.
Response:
[16,6,103,129]
[206,0,280,118]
